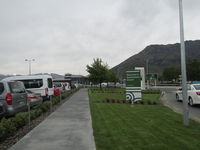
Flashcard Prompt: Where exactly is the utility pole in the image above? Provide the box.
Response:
[146,59,149,89]
[178,0,189,126]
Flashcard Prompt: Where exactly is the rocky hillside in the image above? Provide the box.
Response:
[112,40,200,78]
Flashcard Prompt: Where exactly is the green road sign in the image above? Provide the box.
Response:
[146,73,158,80]
[126,70,142,102]
[126,71,141,87]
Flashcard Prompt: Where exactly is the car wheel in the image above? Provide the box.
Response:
[189,97,194,106]
[176,94,180,101]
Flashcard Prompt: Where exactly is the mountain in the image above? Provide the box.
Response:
[112,40,200,79]
[0,74,14,80]
[35,73,64,79]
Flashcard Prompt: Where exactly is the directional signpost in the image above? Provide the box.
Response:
[126,70,142,104]
[146,73,158,80]
[146,73,158,87]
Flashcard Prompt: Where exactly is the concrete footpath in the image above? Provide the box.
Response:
[9,89,96,150]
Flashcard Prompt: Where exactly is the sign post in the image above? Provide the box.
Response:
[146,73,158,87]
[126,71,142,103]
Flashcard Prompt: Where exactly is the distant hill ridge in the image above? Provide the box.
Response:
[112,40,200,78]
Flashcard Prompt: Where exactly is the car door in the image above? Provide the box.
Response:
[8,81,27,109]
[187,84,192,101]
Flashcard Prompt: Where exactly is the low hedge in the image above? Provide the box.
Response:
[142,89,161,94]
[0,88,80,142]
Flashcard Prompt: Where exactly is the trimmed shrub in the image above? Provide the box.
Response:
[142,89,161,94]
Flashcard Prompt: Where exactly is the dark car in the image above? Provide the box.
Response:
[0,81,27,116]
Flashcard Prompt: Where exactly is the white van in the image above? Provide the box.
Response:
[2,75,53,100]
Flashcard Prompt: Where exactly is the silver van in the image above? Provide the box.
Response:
[0,81,27,116]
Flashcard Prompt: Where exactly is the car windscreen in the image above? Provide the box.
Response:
[48,78,53,88]
[193,85,200,90]
[0,83,4,94]
[9,82,25,93]
[20,79,43,89]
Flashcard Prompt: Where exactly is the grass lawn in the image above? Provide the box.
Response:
[89,88,200,150]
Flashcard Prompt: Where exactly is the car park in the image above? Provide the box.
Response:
[2,75,54,100]
[53,82,65,93]
[26,90,43,107]
[176,84,200,106]
[0,81,27,116]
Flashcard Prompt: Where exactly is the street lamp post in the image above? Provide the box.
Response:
[146,59,149,89]
[178,0,189,126]
[25,59,35,75]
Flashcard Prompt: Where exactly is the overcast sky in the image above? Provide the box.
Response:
[0,0,199,76]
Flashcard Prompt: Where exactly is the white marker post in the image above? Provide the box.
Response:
[178,0,189,126]
[28,99,31,129]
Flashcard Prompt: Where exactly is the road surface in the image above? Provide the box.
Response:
[153,86,200,122]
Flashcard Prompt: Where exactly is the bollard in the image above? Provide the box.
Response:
[28,99,31,129]
[60,92,62,103]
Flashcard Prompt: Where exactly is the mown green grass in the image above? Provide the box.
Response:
[89,88,200,150]
[142,94,161,104]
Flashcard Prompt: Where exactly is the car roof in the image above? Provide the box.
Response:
[2,75,52,81]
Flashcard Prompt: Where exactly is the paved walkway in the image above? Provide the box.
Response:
[9,89,96,150]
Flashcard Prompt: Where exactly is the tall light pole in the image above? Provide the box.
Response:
[146,59,149,89]
[25,59,35,75]
[178,0,189,126]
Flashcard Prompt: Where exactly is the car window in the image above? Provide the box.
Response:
[0,83,4,94]
[193,85,200,90]
[20,79,43,88]
[48,78,53,88]
[54,82,62,87]
[9,82,25,93]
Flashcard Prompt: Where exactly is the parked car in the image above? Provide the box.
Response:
[53,82,64,92]
[2,75,54,100]
[63,82,71,91]
[176,84,200,106]
[26,90,43,107]
[0,81,27,116]
[53,87,60,96]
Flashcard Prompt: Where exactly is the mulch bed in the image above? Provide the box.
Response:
[94,99,159,105]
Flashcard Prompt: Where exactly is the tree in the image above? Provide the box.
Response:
[187,59,200,81]
[86,58,109,88]
[162,67,180,81]
[106,70,119,84]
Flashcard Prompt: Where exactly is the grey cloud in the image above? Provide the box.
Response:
[0,0,199,75]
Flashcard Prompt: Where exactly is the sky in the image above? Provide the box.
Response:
[0,0,199,76]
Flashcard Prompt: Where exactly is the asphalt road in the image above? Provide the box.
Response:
[152,86,200,122]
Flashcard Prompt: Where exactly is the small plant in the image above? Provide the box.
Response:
[152,101,157,105]
[117,100,121,103]
[106,99,110,103]
[139,101,144,104]
[111,99,115,103]
[147,101,152,105]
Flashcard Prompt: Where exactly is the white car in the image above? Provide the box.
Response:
[176,84,200,106]
[2,75,54,100]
